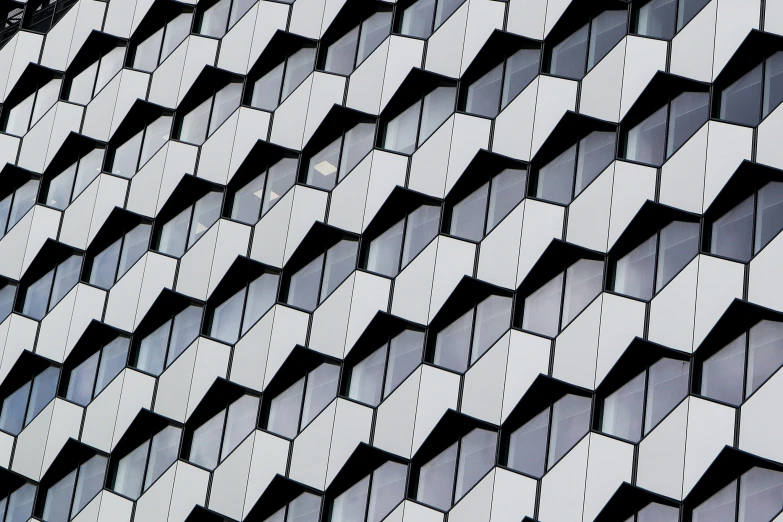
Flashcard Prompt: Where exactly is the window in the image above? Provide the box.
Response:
[248,46,316,111]
[38,454,106,522]
[460,47,540,118]
[61,336,129,407]
[531,130,616,205]
[205,271,279,344]
[130,303,203,376]
[303,121,375,191]
[623,502,679,522]
[128,9,193,72]
[153,189,222,258]
[41,147,104,210]
[185,394,258,469]
[697,320,783,407]
[0,7,23,49]
[328,461,407,522]
[708,181,783,263]
[414,427,496,510]
[599,357,689,443]
[503,393,590,477]
[345,329,424,406]
[0,175,39,241]
[633,0,711,40]
[430,295,512,373]
[445,168,526,242]
[194,0,255,38]
[263,361,340,439]
[24,0,77,33]
[0,280,14,324]
[623,90,709,166]
[611,220,699,301]
[519,258,603,338]
[106,114,173,178]
[283,238,358,312]
[226,156,297,224]
[363,203,440,277]
[717,51,783,127]
[17,252,82,320]
[380,84,456,155]
[691,467,783,522]
[320,8,392,76]
[2,77,61,137]
[546,8,627,80]
[396,0,466,39]
[0,365,58,435]
[64,44,126,105]
[265,491,321,522]
[110,425,181,499]
[86,222,151,289]
[0,482,35,522]
[174,81,243,145]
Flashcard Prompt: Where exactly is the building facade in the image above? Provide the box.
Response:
[0,0,779,521]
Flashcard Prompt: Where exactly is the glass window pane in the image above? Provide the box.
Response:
[267,377,304,438]
[614,234,656,301]
[324,26,359,75]
[487,168,526,232]
[561,259,603,328]
[113,440,149,499]
[95,337,129,395]
[575,131,615,196]
[45,162,76,210]
[434,0,464,29]
[301,363,339,428]
[401,204,439,267]
[68,60,98,104]
[536,144,576,205]
[231,172,266,224]
[140,114,172,167]
[22,268,54,320]
[73,455,106,515]
[720,63,763,126]
[110,131,143,178]
[26,366,58,426]
[677,0,711,31]
[95,46,125,94]
[282,47,316,101]
[288,492,321,522]
[470,295,512,364]
[179,96,212,145]
[118,223,151,279]
[764,51,783,117]
[0,381,30,434]
[263,157,297,214]
[625,104,667,165]
[419,86,456,145]
[755,181,783,253]
[357,11,391,66]
[693,480,737,522]
[221,395,259,460]
[306,135,341,190]
[135,319,171,375]
[667,91,709,157]
[417,442,457,510]
[66,351,99,406]
[701,333,746,406]
[507,407,549,477]
[331,475,370,522]
[50,254,81,310]
[587,10,627,70]
[0,284,15,323]
[550,24,588,80]
[242,272,279,334]
[166,305,202,366]
[145,426,180,489]
[190,409,225,469]
[198,0,230,37]
[7,483,35,522]
[209,81,242,135]
[644,358,689,433]
[9,179,39,230]
[739,467,783,522]
[321,239,357,302]
[209,286,245,344]
[601,371,645,442]
[348,344,387,406]
[73,148,104,199]
[339,122,375,180]
[382,99,421,154]
[547,394,591,469]
[188,191,222,249]
[747,320,783,396]
[132,28,163,72]
[434,308,474,373]
[367,461,406,522]
[711,194,754,262]
[466,62,503,118]
[638,503,680,522]
[287,254,323,312]
[157,205,191,257]
[228,0,254,27]
[5,92,34,136]
[455,428,496,501]
[655,220,699,291]
[31,79,61,125]
[162,13,193,62]
[636,0,677,40]
[384,330,424,397]
[251,62,284,111]
[400,0,435,39]
[449,182,489,242]
[522,272,564,337]
[502,49,539,108]
[43,469,76,522]
[366,218,404,277]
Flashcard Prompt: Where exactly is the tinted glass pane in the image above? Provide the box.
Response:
[301,363,339,427]
[146,426,180,489]
[636,0,677,40]
[602,371,645,442]
[547,394,590,468]
[222,395,259,460]
[701,333,746,406]
[0,381,30,434]
[282,47,316,100]
[747,320,783,396]
[5,92,33,136]
[287,254,323,311]
[288,492,321,522]
[135,319,170,375]
[400,0,435,38]
[625,104,667,165]
[73,455,106,515]
[198,0,230,37]
[434,0,465,29]
[536,144,576,205]
[644,358,689,433]
[66,351,99,406]
[357,11,391,65]
[502,49,540,108]
[22,268,54,320]
[73,148,103,199]
[231,172,266,224]
[31,79,61,125]
[324,26,359,75]
[166,305,202,366]
[158,205,191,257]
[307,135,341,190]
[587,10,627,70]
[419,86,456,144]
[209,286,245,343]
[455,428,496,501]
[331,475,369,522]
[113,440,149,498]
[0,193,11,239]
[677,0,711,31]
[50,254,81,310]
[321,240,357,301]
[95,46,125,94]
[133,27,163,71]
[466,62,502,118]
[339,122,375,180]
[739,467,783,522]
[385,329,424,397]
[179,96,211,145]
[228,0,254,27]
[383,99,421,154]
[0,284,15,323]
[251,62,284,111]
[6,483,35,522]
[263,158,297,214]
[561,259,603,327]
[575,131,615,196]
[366,218,404,277]
[118,223,151,279]
[45,162,76,210]
[693,480,737,522]
[43,469,76,522]
[667,91,709,157]
[434,308,473,373]
[208,81,242,135]
[26,366,58,425]
[614,234,656,300]
[348,344,387,406]
[9,179,39,230]
[487,168,526,231]
[267,377,304,438]
[110,130,143,177]
[470,295,512,364]
[449,182,488,241]
[655,220,699,291]
[141,115,172,167]
[188,191,222,248]
[401,204,439,267]
[242,272,279,334]
[95,337,129,395]
[417,441,457,510]
[507,407,549,477]
[764,51,783,117]
[711,194,754,262]
[638,503,680,522]
[190,409,224,469]
[550,24,588,79]
[522,272,564,337]
[367,461,406,522]
[68,60,98,104]
[161,13,193,62]
[721,63,763,126]
[90,237,121,289]
[755,181,783,253]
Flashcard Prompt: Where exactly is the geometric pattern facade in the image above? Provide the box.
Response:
[0,0,781,521]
